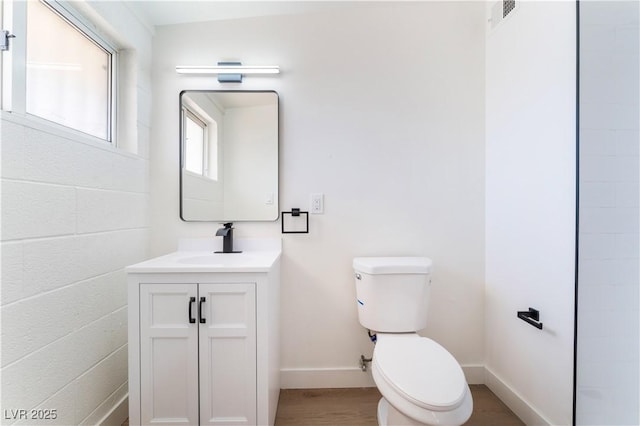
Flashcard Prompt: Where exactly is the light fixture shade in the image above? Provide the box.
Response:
[175,65,280,75]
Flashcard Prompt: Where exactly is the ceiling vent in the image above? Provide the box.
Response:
[489,0,518,31]
[503,0,516,18]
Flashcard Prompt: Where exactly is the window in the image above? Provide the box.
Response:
[26,1,112,140]
[2,0,116,142]
[182,106,218,180]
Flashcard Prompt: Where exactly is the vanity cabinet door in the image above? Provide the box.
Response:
[139,283,200,425]
[199,283,257,426]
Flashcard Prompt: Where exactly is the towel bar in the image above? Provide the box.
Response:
[517,307,543,330]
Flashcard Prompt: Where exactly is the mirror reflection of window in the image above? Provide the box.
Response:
[184,109,205,174]
[183,108,217,179]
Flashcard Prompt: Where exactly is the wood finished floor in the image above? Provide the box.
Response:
[122,385,523,426]
[275,385,524,426]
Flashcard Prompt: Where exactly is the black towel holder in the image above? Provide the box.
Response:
[281,208,309,234]
[517,307,543,330]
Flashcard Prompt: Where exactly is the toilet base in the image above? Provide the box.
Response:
[377,397,388,426]
[377,397,424,426]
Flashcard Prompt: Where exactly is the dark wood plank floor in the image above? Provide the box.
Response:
[275,385,524,426]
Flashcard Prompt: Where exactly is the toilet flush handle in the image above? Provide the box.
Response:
[355,273,362,280]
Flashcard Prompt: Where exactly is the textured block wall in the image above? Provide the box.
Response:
[1,121,149,424]
[0,1,152,424]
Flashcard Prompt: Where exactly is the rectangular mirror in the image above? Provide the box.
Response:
[180,90,279,221]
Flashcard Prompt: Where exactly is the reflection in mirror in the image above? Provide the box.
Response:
[180,91,279,222]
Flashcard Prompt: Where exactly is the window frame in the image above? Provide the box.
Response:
[182,106,209,177]
[181,104,219,182]
[1,0,118,144]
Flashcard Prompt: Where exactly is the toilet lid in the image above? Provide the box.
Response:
[353,257,432,274]
[373,334,467,412]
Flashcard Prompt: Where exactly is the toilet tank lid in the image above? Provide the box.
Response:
[353,257,432,274]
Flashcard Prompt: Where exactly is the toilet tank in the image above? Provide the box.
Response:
[353,257,432,333]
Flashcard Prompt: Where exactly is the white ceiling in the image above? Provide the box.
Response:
[126,1,361,28]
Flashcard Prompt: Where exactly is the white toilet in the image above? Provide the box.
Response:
[353,257,473,426]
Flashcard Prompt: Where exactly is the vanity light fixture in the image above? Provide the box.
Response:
[175,62,280,83]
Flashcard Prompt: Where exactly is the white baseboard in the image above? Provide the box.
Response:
[461,364,485,385]
[484,367,551,425]
[98,393,129,426]
[280,364,485,389]
[281,367,376,389]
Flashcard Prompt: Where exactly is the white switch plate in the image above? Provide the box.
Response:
[310,193,324,214]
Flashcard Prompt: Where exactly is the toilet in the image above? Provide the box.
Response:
[353,257,473,426]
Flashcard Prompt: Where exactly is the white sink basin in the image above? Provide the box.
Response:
[127,238,281,273]
[127,243,280,273]
[177,253,258,265]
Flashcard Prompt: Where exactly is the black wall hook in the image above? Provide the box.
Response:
[517,307,543,330]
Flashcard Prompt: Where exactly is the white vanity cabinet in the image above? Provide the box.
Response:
[138,282,256,425]
[127,241,280,426]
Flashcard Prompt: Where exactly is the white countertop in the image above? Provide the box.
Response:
[126,238,281,273]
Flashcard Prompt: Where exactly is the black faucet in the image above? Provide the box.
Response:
[215,223,241,253]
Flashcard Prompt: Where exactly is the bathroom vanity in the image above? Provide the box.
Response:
[126,239,281,426]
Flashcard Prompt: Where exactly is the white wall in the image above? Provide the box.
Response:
[485,1,576,424]
[0,1,151,424]
[150,2,486,387]
[576,2,639,424]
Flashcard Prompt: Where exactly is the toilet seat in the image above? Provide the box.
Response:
[373,333,467,412]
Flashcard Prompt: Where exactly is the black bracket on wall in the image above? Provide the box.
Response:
[517,307,543,330]
[281,208,309,234]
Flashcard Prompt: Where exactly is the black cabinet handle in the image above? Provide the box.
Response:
[188,297,196,324]
[199,297,206,324]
